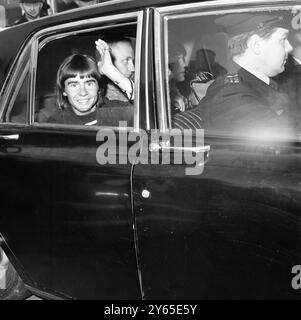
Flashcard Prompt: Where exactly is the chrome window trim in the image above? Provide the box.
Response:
[51,0,137,15]
[33,11,142,131]
[0,47,32,122]
[154,0,301,131]
[4,63,30,123]
[1,11,143,132]
[154,8,168,132]
[156,0,300,15]
[29,39,39,125]
[36,11,140,48]
[142,8,151,131]
[39,21,138,50]
[29,122,136,133]
[133,11,143,132]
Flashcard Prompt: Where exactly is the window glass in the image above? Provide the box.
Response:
[168,7,301,140]
[6,68,29,123]
[35,23,137,128]
[2,61,29,124]
[0,0,51,28]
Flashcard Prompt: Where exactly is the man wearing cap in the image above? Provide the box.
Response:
[173,13,295,133]
[14,0,45,25]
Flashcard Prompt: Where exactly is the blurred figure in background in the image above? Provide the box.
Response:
[14,0,46,25]
[187,48,227,82]
[74,0,99,8]
[56,0,99,12]
[56,0,77,12]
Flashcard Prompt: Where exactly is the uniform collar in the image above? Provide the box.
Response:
[293,56,301,65]
[235,61,270,85]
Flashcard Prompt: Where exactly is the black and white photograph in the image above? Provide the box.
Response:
[0,0,301,305]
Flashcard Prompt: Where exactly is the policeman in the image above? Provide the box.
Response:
[173,13,295,133]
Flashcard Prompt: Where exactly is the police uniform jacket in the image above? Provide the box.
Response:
[198,65,295,134]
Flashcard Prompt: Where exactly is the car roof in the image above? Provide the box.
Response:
[0,0,289,91]
[0,0,210,91]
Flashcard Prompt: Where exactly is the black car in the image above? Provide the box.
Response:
[0,0,301,300]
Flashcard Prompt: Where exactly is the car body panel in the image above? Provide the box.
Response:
[0,0,301,299]
[0,126,141,299]
[133,135,301,299]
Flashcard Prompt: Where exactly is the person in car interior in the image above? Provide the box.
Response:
[187,48,227,81]
[167,38,207,132]
[172,13,297,133]
[39,52,134,126]
[168,39,209,115]
[168,40,190,115]
[45,53,103,125]
[95,37,135,107]
[14,0,48,25]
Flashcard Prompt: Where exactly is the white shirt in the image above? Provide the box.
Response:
[293,56,301,65]
[235,60,270,85]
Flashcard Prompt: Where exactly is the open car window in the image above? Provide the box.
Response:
[34,21,137,129]
[165,6,301,141]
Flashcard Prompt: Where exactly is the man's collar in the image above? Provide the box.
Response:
[293,56,301,65]
[235,60,270,85]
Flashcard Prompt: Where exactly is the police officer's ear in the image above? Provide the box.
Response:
[247,34,263,55]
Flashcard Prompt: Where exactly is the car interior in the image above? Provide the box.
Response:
[34,23,137,127]
[167,9,300,137]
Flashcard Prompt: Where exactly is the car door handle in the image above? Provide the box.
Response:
[0,134,19,140]
[149,142,210,153]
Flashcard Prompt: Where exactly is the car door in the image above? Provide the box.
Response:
[0,11,143,299]
[133,1,301,299]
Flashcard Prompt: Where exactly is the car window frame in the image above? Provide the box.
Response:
[154,0,301,142]
[0,43,32,127]
[0,10,143,133]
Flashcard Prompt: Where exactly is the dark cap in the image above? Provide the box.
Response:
[215,13,286,37]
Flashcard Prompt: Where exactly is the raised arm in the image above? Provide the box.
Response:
[95,38,134,101]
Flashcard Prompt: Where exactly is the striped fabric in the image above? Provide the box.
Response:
[172,109,203,130]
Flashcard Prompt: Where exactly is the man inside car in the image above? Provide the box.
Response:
[173,13,296,134]
[95,37,135,106]
[46,54,103,125]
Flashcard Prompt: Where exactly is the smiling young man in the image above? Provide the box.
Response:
[173,13,296,133]
[46,54,103,126]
